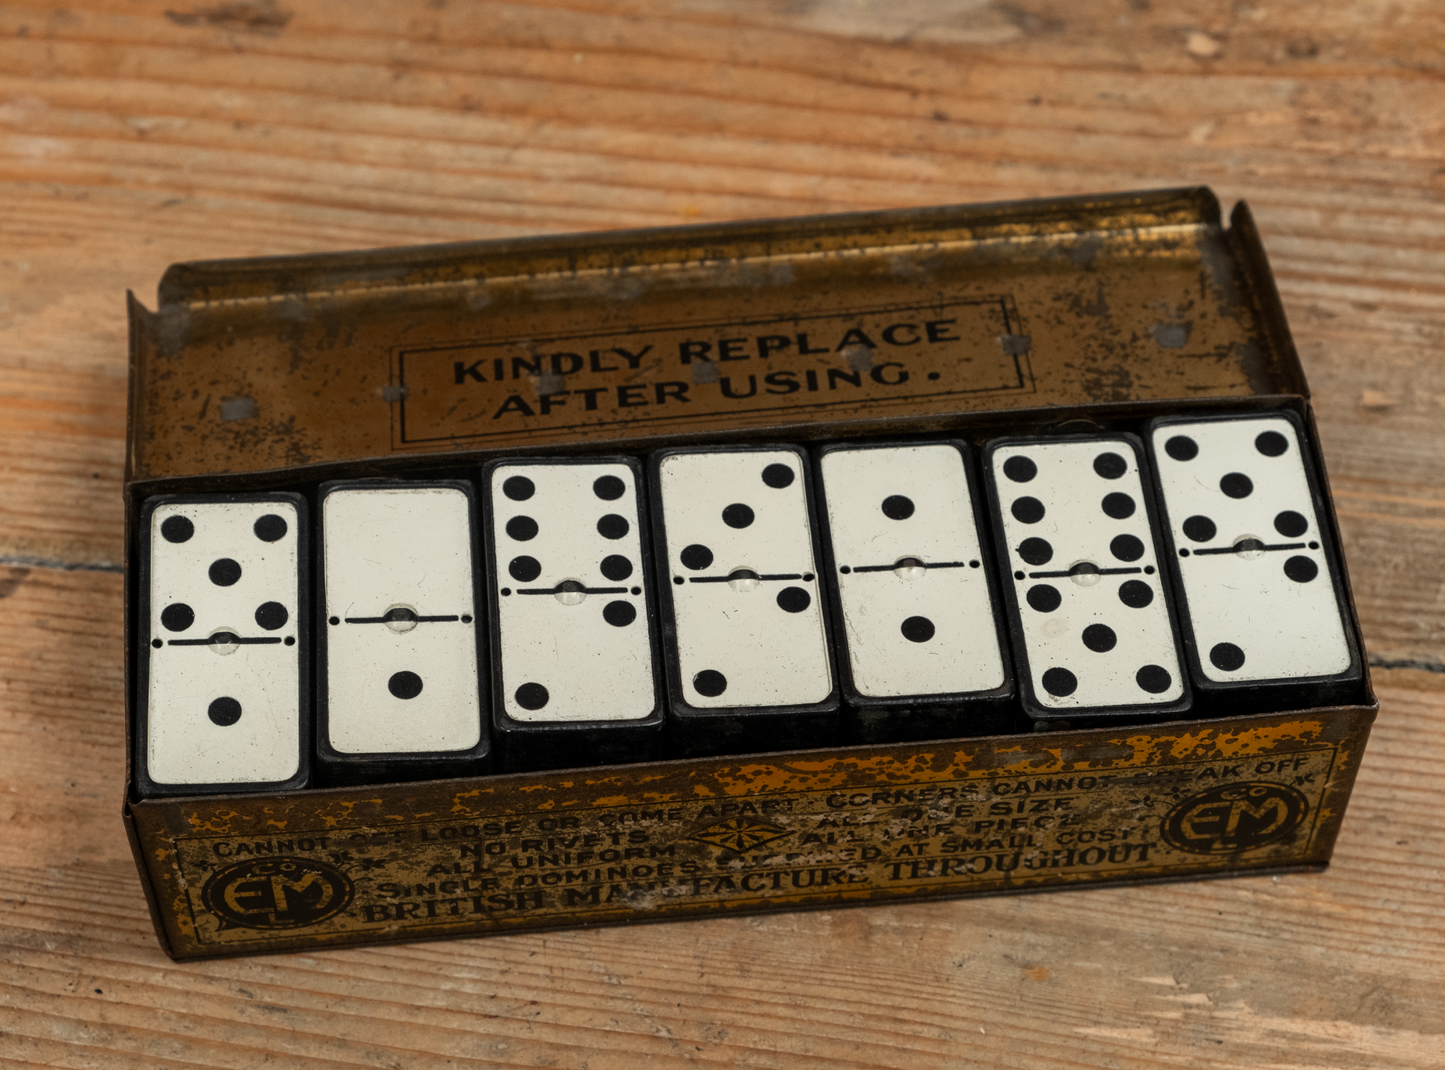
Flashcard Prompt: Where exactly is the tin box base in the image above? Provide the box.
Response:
[126,706,1371,959]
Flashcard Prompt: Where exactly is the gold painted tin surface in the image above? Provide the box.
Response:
[132,709,1370,959]
[126,188,1301,482]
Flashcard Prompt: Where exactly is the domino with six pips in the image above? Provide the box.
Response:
[982,434,1192,726]
[131,413,1362,793]
[481,456,665,773]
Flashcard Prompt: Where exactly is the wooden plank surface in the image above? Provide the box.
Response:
[2,1,1443,1065]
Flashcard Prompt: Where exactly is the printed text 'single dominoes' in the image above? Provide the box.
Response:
[985,436,1191,723]
[484,458,663,771]
[651,446,838,755]
[816,441,1013,740]
[1148,413,1361,710]
[317,482,489,783]
[138,495,309,795]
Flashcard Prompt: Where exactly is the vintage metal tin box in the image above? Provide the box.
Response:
[122,188,1376,960]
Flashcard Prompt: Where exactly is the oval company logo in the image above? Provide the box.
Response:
[201,857,354,930]
[1162,781,1310,855]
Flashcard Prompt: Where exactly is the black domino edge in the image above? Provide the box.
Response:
[811,439,1019,744]
[134,492,311,798]
[315,479,491,786]
[982,433,1195,727]
[648,444,841,759]
[1145,410,1365,715]
[481,456,665,774]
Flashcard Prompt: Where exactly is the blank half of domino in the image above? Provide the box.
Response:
[317,481,489,784]
[815,440,1014,741]
[137,493,309,796]
[483,457,663,772]
[1147,411,1362,711]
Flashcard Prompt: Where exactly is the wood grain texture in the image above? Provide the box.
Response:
[2,0,1444,1065]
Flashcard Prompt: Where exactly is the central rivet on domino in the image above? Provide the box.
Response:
[893,557,926,579]
[382,605,420,632]
[1233,536,1265,559]
[207,630,239,655]
[727,568,761,593]
[555,580,588,605]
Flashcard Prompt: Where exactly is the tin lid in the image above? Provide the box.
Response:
[126,187,1303,483]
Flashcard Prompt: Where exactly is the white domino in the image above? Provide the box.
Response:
[143,497,302,789]
[322,485,483,754]
[990,437,1186,713]
[819,444,1006,699]
[1150,415,1352,683]
[488,461,657,722]
[656,448,833,710]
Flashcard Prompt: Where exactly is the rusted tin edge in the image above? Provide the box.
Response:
[155,187,1222,310]
[1226,200,1307,399]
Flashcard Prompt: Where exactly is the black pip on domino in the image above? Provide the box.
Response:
[316,481,490,784]
[482,457,664,772]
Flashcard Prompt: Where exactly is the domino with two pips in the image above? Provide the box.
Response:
[135,493,309,797]
[649,445,839,758]
[482,457,664,773]
[813,440,1016,743]
[316,480,490,785]
[1146,411,1363,713]
[984,434,1192,726]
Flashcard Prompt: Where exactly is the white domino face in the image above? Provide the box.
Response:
[323,486,482,754]
[991,439,1184,711]
[1151,416,1351,683]
[489,462,656,723]
[658,449,832,709]
[145,499,301,786]
[820,445,1005,699]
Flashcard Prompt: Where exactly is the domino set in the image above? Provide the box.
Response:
[134,414,1361,797]
[123,189,1381,959]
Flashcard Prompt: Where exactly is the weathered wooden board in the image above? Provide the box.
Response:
[3,0,1444,1065]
